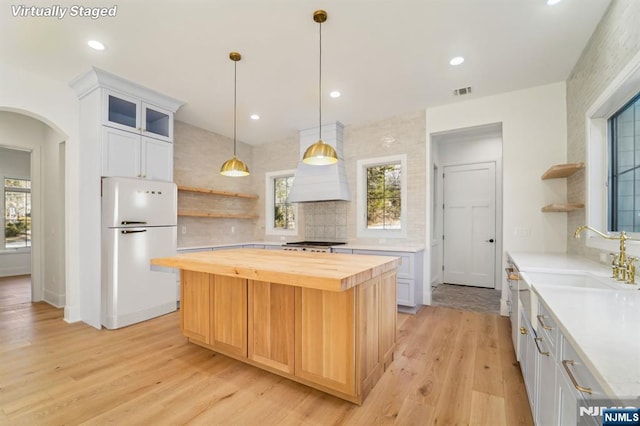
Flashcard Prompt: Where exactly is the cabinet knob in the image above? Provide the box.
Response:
[520,327,527,335]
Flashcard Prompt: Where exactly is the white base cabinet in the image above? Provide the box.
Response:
[519,293,605,426]
[519,310,537,410]
[333,248,424,308]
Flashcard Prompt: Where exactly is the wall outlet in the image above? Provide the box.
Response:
[600,252,608,263]
[231,226,235,234]
[181,226,186,234]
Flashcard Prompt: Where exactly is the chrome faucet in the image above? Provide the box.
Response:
[574,225,635,283]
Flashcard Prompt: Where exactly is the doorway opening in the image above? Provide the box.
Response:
[0,111,67,308]
[430,123,503,313]
[0,146,32,304]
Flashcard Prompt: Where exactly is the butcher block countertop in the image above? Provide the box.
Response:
[151,248,400,292]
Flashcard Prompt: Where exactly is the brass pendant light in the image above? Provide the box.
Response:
[220,51,250,177]
[302,10,338,166]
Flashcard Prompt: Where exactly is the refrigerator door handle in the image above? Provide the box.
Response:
[121,229,148,234]
[121,221,148,225]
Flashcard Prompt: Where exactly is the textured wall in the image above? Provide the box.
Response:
[252,110,426,246]
[250,135,303,242]
[566,0,640,257]
[173,120,256,247]
[343,111,426,246]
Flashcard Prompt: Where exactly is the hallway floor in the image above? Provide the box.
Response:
[431,283,501,315]
[0,275,30,307]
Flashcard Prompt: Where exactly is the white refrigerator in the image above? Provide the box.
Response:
[101,177,177,329]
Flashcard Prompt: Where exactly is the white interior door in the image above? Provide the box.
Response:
[443,162,496,288]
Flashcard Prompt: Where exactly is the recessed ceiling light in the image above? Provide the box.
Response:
[87,40,105,51]
[449,56,465,66]
[329,91,341,98]
[547,0,562,5]
[250,114,260,120]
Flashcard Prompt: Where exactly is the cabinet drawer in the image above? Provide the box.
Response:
[354,250,412,279]
[537,301,558,357]
[560,335,605,401]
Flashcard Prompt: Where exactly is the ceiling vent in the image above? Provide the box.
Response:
[453,86,472,96]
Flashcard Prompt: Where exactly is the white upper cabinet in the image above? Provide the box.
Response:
[104,90,173,142]
[70,67,183,181]
[141,136,173,181]
[102,128,173,181]
[102,127,141,178]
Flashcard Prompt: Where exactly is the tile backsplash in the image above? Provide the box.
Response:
[303,201,349,241]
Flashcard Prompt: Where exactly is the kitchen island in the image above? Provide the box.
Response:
[151,248,400,404]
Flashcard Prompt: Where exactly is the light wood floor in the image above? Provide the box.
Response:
[0,277,533,425]
[0,275,30,306]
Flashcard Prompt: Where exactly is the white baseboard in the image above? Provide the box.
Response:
[499,298,510,317]
[64,304,81,324]
[44,289,65,308]
[0,266,31,277]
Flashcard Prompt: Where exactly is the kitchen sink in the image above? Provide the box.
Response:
[520,271,639,291]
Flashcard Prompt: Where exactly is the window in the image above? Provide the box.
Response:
[357,155,407,238]
[366,164,401,229]
[4,178,31,249]
[585,53,640,254]
[265,170,298,236]
[274,175,295,230]
[609,93,640,233]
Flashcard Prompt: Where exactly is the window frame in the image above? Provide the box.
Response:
[607,92,640,232]
[356,154,407,239]
[265,169,298,237]
[585,50,640,255]
[3,177,32,250]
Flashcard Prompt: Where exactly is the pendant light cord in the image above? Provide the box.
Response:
[233,59,237,157]
[318,18,322,142]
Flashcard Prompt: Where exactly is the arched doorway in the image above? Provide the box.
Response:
[0,110,66,307]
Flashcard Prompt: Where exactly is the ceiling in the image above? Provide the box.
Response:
[1,0,611,145]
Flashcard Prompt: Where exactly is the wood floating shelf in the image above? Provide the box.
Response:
[541,203,585,213]
[178,211,258,219]
[177,185,258,199]
[541,162,585,180]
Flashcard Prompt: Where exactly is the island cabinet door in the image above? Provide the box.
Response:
[247,280,295,374]
[210,275,247,358]
[295,287,356,397]
[380,270,397,370]
[180,270,211,344]
[357,276,382,398]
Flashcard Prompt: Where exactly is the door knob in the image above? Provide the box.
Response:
[485,239,495,243]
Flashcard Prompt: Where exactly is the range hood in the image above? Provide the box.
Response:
[288,122,351,203]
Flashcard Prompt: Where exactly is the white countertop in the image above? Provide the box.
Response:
[508,251,609,275]
[509,251,640,398]
[178,241,284,251]
[178,242,426,253]
[533,284,640,398]
[336,244,425,253]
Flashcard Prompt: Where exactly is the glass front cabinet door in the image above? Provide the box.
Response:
[104,90,173,142]
[142,104,172,141]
